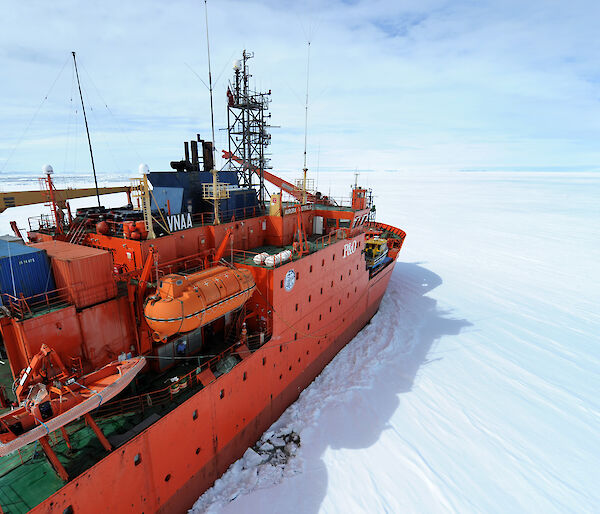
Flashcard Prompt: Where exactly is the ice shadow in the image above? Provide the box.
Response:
[224,262,471,513]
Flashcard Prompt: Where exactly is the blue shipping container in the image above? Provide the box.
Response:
[0,240,55,301]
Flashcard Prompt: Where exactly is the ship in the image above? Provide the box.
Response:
[0,51,406,513]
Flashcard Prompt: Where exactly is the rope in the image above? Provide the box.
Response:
[33,413,50,435]
[73,381,104,408]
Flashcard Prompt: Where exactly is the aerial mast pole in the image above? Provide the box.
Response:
[204,0,222,224]
[72,51,101,208]
[301,41,311,205]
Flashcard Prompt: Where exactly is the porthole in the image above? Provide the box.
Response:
[280,280,283,288]
[196,448,201,455]
[165,474,171,482]
[308,295,311,302]
[262,357,266,366]
[295,303,299,311]
[294,333,298,340]
[319,314,322,321]
[320,287,323,295]
[192,410,198,420]
[310,265,313,272]
[134,454,142,466]
[280,345,283,352]
[243,371,247,381]
[307,323,310,330]
[220,389,225,399]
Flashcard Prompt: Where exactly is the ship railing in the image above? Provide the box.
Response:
[0,279,118,319]
[311,228,350,250]
[94,339,257,420]
[191,205,266,227]
[157,252,210,278]
[0,287,70,318]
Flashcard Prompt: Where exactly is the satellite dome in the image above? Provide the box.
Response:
[139,163,150,175]
[233,59,241,70]
[42,164,53,174]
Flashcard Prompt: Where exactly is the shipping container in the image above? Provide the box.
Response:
[0,240,55,301]
[0,234,24,244]
[31,241,117,309]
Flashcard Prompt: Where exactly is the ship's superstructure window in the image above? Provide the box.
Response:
[310,265,313,272]
[243,372,247,381]
[308,295,311,302]
[134,454,141,466]
[294,333,298,340]
[295,303,298,311]
[220,389,225,399]
[193,410,198,420]
[280,280,283,288]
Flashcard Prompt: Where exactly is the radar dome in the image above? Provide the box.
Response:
[139,163,150,175]
[42,164,53,174]
[233,59,241,70]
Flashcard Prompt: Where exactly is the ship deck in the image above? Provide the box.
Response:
[232,232,346,269]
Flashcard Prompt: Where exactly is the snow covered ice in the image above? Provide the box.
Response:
[1,170,598,513]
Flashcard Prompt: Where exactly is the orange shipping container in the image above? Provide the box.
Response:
[31,240,117,308]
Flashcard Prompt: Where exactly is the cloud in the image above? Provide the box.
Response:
[0,0,599,179]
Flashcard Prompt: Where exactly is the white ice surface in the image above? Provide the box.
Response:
[189,170,600,514]
[1,171,598,513]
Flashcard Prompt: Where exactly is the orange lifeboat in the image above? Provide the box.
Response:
[144,265,255,341]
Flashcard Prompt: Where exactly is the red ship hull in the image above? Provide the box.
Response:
[28,241,396,514]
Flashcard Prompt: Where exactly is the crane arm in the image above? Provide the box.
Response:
[222,151,315,203]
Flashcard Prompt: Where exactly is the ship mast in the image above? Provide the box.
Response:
[226,51,272,206]
[72,52,101,208]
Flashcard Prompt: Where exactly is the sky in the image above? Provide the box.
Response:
[0,0,599,182]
